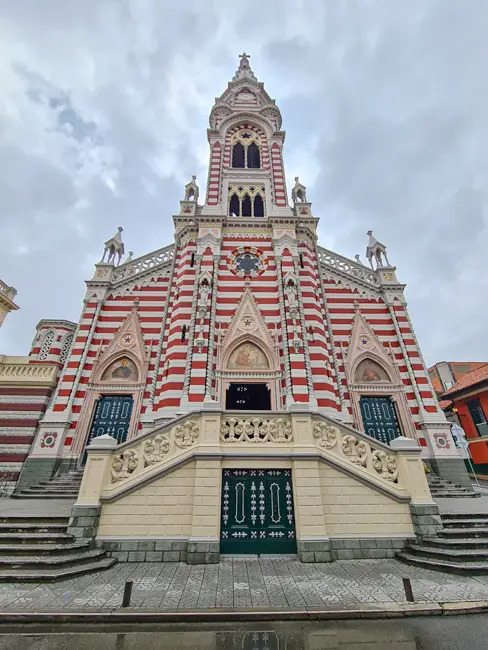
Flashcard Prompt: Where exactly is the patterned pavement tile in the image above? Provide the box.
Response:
[3,558,488,611]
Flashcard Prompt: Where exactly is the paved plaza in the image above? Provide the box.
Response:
[1,557,488,612]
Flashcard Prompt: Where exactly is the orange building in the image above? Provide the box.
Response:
[441,364,488,477]
[429,361,487,396]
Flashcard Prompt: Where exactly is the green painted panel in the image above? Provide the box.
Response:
[220,469,297,554]
[360,396,401,445]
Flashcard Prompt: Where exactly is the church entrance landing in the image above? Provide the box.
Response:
[226,383,271,410]
[220,469,297,555]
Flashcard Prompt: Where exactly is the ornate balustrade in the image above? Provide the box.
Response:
[112,244,174,284]
[0,280,17,300]
[220,415,293,444]
[0,359,58,386]
[110,416,200,484]
[311,417,400,487]
[317,247,379,287]
[83,411,419,503]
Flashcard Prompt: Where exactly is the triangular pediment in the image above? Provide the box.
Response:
[345,305,398,384]
[92,304,148,383]
[220,288,277,364]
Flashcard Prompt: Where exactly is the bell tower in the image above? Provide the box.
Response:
[202,53,291,218]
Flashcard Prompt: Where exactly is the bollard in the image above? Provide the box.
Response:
[402,578,414,602]
[122,580,133,607]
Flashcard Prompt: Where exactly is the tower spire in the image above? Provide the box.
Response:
[232,52,257,82]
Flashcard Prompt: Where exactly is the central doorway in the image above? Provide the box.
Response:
[220,469,297,555]
[226,383,271,410]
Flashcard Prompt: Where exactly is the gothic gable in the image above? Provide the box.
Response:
[92,304,149,385]
[219,288,278,370]
[344,305,399,386]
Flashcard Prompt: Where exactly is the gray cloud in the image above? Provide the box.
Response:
[0,0,487,366]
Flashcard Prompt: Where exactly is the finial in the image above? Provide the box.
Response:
[233,52,257,82]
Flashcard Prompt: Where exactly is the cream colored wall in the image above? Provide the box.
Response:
[97,457,415,541]
[97,462,195,537]
[319,464,414,537]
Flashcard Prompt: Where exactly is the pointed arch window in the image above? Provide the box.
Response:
[231,131,261,169]
[247,142,260,168]
[242,194,252,217]
[228,185,265,218]
[229,194,240,216]
[253,194,264,217]
[232,142,245,168]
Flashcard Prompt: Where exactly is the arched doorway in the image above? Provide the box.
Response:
[223,341,274,411]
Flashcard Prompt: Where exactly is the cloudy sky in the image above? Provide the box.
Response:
[0,0,487,366]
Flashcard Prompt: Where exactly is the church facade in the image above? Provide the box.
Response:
[15,55,468,563]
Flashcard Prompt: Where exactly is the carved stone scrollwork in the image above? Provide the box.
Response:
[112,449,138,482]
[175,420,199,448]
[372,450,399,482]
[313,421,338,448]
[143,433,169,466]
[220,416,292,444]
[342,434,368,467]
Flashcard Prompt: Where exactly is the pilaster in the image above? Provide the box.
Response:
[187,457,221,564]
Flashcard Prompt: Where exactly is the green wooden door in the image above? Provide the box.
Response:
[359,396,401,445]
[220,469,297,554]
[83,395,133,463]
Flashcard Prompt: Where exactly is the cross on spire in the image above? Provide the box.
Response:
[233,52,257,81]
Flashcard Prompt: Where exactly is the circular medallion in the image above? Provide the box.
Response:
[120,333,135,347]
[227,247,268,278]
[241,317,255,331]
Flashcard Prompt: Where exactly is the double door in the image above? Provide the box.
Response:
[83,395,133,462]
[220,469,296,554]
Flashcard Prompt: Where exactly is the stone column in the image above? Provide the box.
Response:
[180,256,202,407]
[275,258,294,408]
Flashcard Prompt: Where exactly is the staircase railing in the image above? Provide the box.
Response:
[76,410,430,506]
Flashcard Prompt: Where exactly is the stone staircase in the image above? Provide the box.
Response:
[13,469,84,500]
[398,512,488,574]
[0,514,116,581]
[427,473,480,499]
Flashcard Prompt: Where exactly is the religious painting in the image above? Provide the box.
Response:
[355,359,390,383]
[228,342,269,370]
[102,357,138,381]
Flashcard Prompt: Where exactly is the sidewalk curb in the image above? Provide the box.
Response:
[0,601,487,624]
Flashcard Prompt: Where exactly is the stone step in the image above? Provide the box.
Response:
[422,536,488,550]
[17,491,80,497]
[397,551,488,575]
[437,527,488,538]
[10,493,75,500]
[0,523,67,533]
[0,533,74,543]
[37,478,81,485]
[0,557,117,582]
[442,513,488,520]
[443,519,488,528]
[0,541,90,555]
[0,516,69,525]
[406,543,488,560]
[0,548,106,569]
